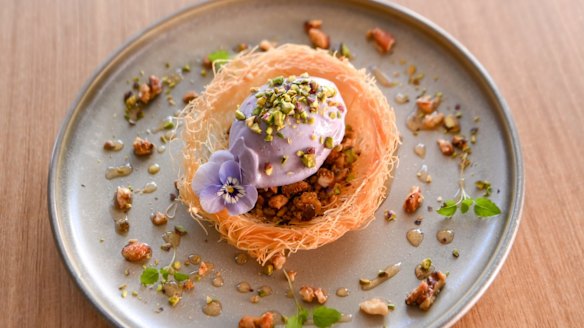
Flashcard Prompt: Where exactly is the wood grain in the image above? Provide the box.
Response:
[1,0,582,327]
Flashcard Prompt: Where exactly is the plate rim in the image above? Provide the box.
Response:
[48,0,525,327]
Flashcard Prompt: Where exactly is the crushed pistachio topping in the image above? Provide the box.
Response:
[237,73,338,146]
[420,258,432,271]
[324,137,334,149]
[264,162,273,176]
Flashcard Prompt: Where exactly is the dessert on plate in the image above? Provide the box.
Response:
[178,44,398,266]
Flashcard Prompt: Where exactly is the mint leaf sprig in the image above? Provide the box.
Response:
[283,270,342,328]
[139,246,190,286]
[437,153,501,218]
[436,196,501,218]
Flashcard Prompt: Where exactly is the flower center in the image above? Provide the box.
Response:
[217,177,246,204]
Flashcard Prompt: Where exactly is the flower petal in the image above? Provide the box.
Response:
[225,185,258,215]
[208,150,234,164]
[198,185,225,214]
[237,147,260,186]
[229,137,246,160]
[219,160,242,184]
[229,137,259,186]
[191,161,222,195]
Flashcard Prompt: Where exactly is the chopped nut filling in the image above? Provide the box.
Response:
[437,139,454,156]
[121,240,152,262]
[416,94,441,114]
[308,28,330,49]
[182,90,199,104]
[405,271,447,310]
[366,27,396,53]
[251,130,358,223]
[359,298,390,316]
[403,186,424,213]
[238,312,274,328]
[259,40,275,52]
[304,19,323,32]
[115,186,133,212]
[133,137,154,156]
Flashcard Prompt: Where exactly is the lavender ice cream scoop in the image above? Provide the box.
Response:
[229,74,347,189]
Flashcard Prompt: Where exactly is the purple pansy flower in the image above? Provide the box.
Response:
[192,138,259,215]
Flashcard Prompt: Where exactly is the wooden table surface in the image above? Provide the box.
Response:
[1,0,583,326]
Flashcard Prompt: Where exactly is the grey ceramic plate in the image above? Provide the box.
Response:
[49,0,524,327]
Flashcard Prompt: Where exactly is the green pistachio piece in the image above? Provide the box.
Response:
[301,154,316,168]
[324,137,334,149]
[235,110,246,121]
[250,123,262,134]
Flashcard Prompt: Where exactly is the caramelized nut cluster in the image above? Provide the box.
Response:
[251,127,358,223]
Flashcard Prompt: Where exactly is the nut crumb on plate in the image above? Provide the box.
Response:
[403,186,424,213]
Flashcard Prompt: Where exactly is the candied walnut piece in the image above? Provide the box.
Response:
[138,83,151,104]
[293,192,322,220]
[259,40,275,52]
[324,148,342,165]
[451,135,469,151]
[133,137,154,156]
[238,312,274,328]
[366,27,396,53]
[299,286,327,304]
[182,90,199,104]
[281,181,310,197]
[115,216,129,233]
[314,287,328,304]
[299,286,315,303]
[199,261,211,276]
[182,279,195,291]
[403,186,423,213]
[308,28,330,49]
[422,112,445,130]
[202,57,212,69]
[268,195,288,210]
[359,298,390,316]
[437,139,454,156]
[405,271,447,310]
[270,253,287,271]
[238,317,255,328]
[416,95,441,114]
[115,186,133,212]
[121,240,152,262]
[150,211,168,226]
[149,75,162,97]
[316,168,335,187]
[286,270,297,283]
[304,19,322,32]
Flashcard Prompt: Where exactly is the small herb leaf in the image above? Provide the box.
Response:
[474,197,501,217]
[140,267,159,285]
[436,200,458,217]
[207,50,230,62]
[286,308,308,328]
[160,267,170,281]
[460,198,473,214]
[173,271,190,282]
[313,306,342,328]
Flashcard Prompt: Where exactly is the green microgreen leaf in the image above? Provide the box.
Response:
[313,306,342,328]
[460,198,474,214]
[173,271,190,282]
[207,50,230,63]
[140,267,159,285]
[474,197,502,217]
[436,200,458,217]
[160,267,170,281]
[286,308,308,328]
